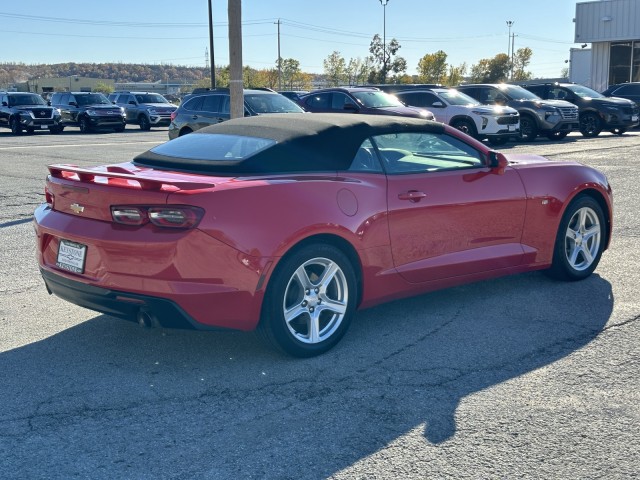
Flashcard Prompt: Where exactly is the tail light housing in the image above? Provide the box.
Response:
[111,205,204,229]
[170,111,177,121]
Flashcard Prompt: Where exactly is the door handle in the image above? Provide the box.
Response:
[398,190,427,202]
[191,115,199,119]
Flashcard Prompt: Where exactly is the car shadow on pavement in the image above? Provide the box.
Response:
[0,271,613,479]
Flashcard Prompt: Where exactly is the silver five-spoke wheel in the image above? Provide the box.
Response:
[564,206,601,271]
[284,257,349,344]
[547,195,606,281]
[260,244,357,357]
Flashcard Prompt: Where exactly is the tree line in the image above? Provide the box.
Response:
[1,35,537,93]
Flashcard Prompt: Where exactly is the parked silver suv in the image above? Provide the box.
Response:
[457,84,580,141]
[108,91,176,130]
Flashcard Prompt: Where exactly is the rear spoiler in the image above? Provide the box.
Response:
[47,164,215,192]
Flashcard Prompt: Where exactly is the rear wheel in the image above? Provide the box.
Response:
[178,127,193,137]
[519,115,538,142]
[10,117,22,135]
[258,244,357,357]
[139,115,151,131]
[451,119,478,139]
[545,195,606,281]
[609,128,626,135]
[579,112,602,137]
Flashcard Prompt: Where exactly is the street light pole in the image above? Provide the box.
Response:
[506,20,514,80]
[208,0,216,89]
[380,0,389,83]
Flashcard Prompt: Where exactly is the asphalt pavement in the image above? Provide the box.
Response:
[0,127,638,479]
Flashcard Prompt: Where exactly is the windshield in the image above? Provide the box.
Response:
[245,94,304,114]
[437,90,479,106]
[566,84,605,99]
[499,85,541,101]
[352,91,405,108]
[135,93,169,104]
[75,94,111,106]
[8,94,47,107]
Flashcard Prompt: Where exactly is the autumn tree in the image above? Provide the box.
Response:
[417,50,448,84]
[368,34,406,83]
[469,54,510,83]
[93,82,113,94]
[323,51,347,87]
[446,63,467,87]
[511,47,533,81]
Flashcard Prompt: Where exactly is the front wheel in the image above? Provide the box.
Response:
[451,119,478,139]
[139,115,151,131]
[10,117,22,135]
[259,244,357,357]
[545,195,606,281]
[519,115,538,142]
[609,128,626,135]
[579,112,602,137]
[79,116,92,133]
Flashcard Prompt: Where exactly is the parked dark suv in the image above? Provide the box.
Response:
[522,82,639,136]
[601,82,640,107]
[297,87,434,120]
[457,84,579,141]
[168,88,304,140]
[0,92,62,135]
[108,91,177,130]
[50,92,126,133]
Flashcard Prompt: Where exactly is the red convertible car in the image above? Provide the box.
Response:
[34,113,612,357]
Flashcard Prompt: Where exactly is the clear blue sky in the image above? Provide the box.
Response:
[3,0,582,78]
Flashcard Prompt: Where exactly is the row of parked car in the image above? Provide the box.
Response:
[0,90,178,135]
[2,82,639,144]
[167,82,639,144]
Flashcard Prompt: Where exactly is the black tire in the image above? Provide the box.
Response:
[546,131,569,141]
[451,119,478,139]
[139,115,151,131]
[10,117,22,135]
[258,244,357,357]
[488,136,509,146]
[545,195,606,281]
[178,127,193,137]
[114,125,125,133]
[79,116,92,133]
[609,128,626,135]
[519,115,538,142]
[26,128,35,134]
[49,126,64,134]
[579,112,602,137]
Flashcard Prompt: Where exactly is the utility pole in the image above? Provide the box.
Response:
[228,0,243,119]
[276,19,282,91]
[208,0,216,89]
[379,0,389,83]
[506,21,513,61]
[511,33,516,80]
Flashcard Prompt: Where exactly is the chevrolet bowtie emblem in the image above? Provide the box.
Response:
[70,203,85,214]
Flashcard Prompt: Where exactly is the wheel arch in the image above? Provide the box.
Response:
[449,114,478,128]
[266,233,364,308]
[567,188,613,251]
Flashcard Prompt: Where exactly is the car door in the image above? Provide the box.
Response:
[302,92,332,113]
[119,95,136,122]
[377,130,527,283]
[396,91,449,123]
[57,94,75,123]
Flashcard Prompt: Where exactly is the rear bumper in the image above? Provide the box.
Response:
[40,268,209,330]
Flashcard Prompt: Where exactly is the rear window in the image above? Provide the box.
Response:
[150,133,275,161]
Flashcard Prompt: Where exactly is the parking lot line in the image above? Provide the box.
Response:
[0,141,161,150]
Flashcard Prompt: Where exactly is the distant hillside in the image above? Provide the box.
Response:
[0,62,209,85]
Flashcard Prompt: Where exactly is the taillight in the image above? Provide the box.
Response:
[170,111,177,121]
[111,205,204,229]
[45,186,54,207]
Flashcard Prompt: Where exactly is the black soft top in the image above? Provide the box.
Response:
[134,113,444,175]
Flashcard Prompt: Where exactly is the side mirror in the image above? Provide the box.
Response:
[47,101,51,106]
[128,100,136,105]
[2,101,8,107]
[343,103,359,112]
[431,101,445,108]
[488,151,508,174]
[69,102,78,107]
